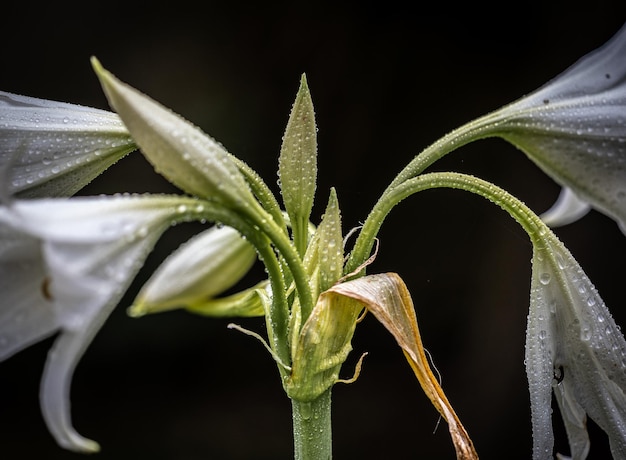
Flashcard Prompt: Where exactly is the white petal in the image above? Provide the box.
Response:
[0,91,136,197]
[553,380,590,460]
[492,24,626,233]
[2,194,192,243]
[540,187,591,227]
[0,225,58,360]
[529,231,626,458]
[0,194,210,452]
[515,23,626,107]
[41,330,101,453]
[525,256,557,460]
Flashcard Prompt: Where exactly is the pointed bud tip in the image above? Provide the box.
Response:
[90,56,105,76]
[299,73,309,90]
[127,304,146,318]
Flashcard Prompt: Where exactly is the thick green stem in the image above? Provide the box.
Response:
[291,390,333,460]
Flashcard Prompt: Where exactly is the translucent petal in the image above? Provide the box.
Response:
[0,91,136,197]
[540,187,591,227]
[553,379,590,459]
[491,24,626,232]
[528,230,626,458]
[0,225,58,360]
[129,225,257,316]
[0,194,209,452]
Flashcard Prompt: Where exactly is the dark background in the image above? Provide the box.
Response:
[1,2,626,459]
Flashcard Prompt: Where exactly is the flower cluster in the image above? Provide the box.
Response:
[0,22,625,460]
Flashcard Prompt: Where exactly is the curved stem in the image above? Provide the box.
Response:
[196,203,292,368]
[387,110,502,191]
[346,111,505,274]
[347,172,546,275]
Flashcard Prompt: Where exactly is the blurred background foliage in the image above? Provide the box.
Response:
[1,2,626,458]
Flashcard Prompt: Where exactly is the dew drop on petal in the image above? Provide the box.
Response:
[539,272,551,285]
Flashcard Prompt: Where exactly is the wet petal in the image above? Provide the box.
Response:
[0,225,58,360]
[528,229,626,459]
[540,187,591,227]
[0,194,210,452]
[491,24,626,231]
[0,91,135,197]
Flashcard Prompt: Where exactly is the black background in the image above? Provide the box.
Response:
[1,2,626,459]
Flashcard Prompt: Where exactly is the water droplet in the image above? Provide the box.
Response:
[539,330,547,340]
[581,328,592,341]
[300,402,312,421]
[539,272,551,285]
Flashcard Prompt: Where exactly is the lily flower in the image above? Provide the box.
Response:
[526,228,626,459]
[0,91,136,198]
[486,23,626,232]
[128,224,261,317]
[0,194,213,452]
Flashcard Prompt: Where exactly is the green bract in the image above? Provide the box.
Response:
[279,74,318,255]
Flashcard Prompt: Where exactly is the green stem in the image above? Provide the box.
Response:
[253,212,315,322]
[191,201,292,370]
[291,390,333,460]
[346,111,503,274]
[387,109,503,190]
[231,155,288,232]
[347,172,545,275]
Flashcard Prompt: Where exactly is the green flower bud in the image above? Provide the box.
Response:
[129,225,257,316]
[91,58,256,210]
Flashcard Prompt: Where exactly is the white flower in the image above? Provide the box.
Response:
[488,23,626,232]
[129,224,259,317]
[0,194,210,452]
[0,91,135,197]
[526,229,626,459]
